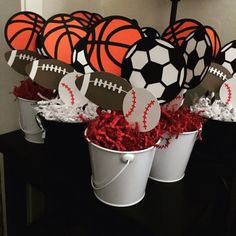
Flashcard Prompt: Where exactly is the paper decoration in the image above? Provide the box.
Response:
[40,13,87,64]
[75,71,132,111]
[83,16,143,76]
[200,62,232,93]
[4,50,44,75]
[25,58,74,90]
[58,72,88,106]
[4,11,45,52]
[141,27,160,39]
[72,38,94,74]
[121,37,186,104]
[123,88,160,132]
[215,40,236,78]
[204,25,221,58]
[219,77,236,108]
[181,26,212,89]
[162,18,202,47]
[71,10,103,29]
[161,89,186,112]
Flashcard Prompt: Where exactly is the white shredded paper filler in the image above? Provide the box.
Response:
[34,98,98,123]
[191,96,236,122]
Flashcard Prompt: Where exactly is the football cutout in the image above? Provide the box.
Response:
[219,77,236,108]
[121,37,186,104]
[25,59,74,89]
[75,71,132,111]
[180,26,212,89]
[58,72,89,106]
[200,62,232,93]
[123,88,161,132]
[215,40,236,78]
[5,50,45,75]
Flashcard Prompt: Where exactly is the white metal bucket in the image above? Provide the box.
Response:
[150,130,199,183]
[86,134,156,207]
[18,97,44,144]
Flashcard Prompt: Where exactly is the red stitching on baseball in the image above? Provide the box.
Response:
[125,89,137,118]
[155,138,170,149]
[61,82,75,105]
[224,83,232,105]
[143,99,155,130]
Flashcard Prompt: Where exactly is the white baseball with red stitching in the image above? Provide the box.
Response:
[58,72,88,106]
[219,77,236,108]
[122,88,161,132]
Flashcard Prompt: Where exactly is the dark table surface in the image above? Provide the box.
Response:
[0,125,233,236]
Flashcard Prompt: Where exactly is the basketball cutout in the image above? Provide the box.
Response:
[41,13,87,64]
[121,37,186,104]
[84,16,143,76]
[162,18,202,47]
[204,26,221,59]
[5,11,45,52]
[71,10,103,29]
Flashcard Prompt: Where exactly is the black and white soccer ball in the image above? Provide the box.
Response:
[71,39,94,74]
[180,27,212,89]
[121,37,186,104]
[215,40,236,77]
[141,27,160,39]
[36,33,49,58]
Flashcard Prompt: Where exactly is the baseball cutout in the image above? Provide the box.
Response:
[123,88,161,132]
[58,72,89,106]
[219,77,236,108]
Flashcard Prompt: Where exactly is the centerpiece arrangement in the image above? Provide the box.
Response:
[4,7,235,207]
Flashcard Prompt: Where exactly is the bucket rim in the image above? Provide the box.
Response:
[84,128,157,154]
[17,97,38,102]
[179,128,201,135]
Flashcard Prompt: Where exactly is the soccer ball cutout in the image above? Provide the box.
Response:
[121,37,186,104]
[215,40,236,78]
[141,27,160,39]
[181,27,212,89]
[72,39,94,74]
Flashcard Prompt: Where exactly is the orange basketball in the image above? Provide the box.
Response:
[162,18,202,47]
[71,10,103,29]
[205,26,221,58]
[85,16,143,76]
[41,13,87,64]
[5,11,45,52]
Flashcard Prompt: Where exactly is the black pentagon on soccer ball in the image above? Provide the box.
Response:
[141,62,163,84]
[141,27,160,39]
[187,50,199,70]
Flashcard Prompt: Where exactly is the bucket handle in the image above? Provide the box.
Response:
[91,153,134,190]
[18,114,43,135]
